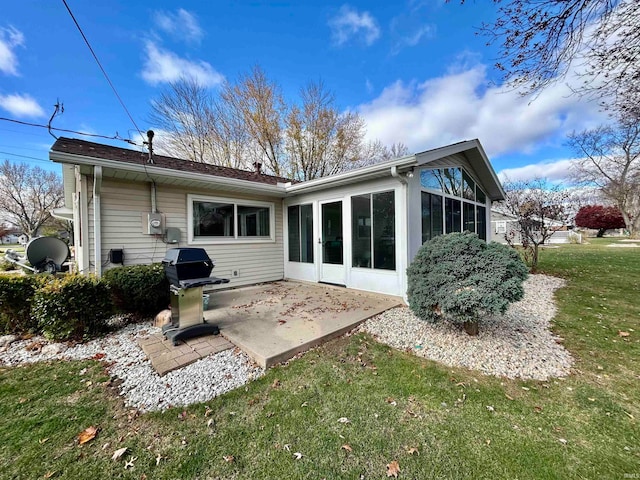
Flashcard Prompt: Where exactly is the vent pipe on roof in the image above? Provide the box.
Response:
[145,130,155,164]
[253,162,262,174]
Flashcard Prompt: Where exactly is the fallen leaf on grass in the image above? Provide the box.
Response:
[558,438,568,445]
[78,426,98,445]
[618,331,630,337]
[278,320,287,325]
[39,438,49,444]
[111,447,127,461]
[341,444,353,452]
[293,452,303,460]
[337,417,350,423]
[405,447,419,455]
[386,398,397,406]
[124,456,137,469]
[386,460,401,478]
[43,471,57,479]
[223,455,235,463]
[271,379,281,389]
[156,454,164,465]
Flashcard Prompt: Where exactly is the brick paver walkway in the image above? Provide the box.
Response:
[138,334,233,376]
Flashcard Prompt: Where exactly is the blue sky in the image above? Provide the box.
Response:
[0,1,609,181]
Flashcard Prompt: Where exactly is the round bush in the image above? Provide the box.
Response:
[31,274,113,341]
[407,232,528,334]
[0,273,46,334]
[102,263,169,318]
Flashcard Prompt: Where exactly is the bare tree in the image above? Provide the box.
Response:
[286,81,367,180]
[472,0,639,108]
[221,65,288,176]
[149,67,409,180]
[567,115,640,236]
[501,178,571,269]
[0,161,64,239]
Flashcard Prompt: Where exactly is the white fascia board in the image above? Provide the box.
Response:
[285,155,417,194]
[50,150,287,197]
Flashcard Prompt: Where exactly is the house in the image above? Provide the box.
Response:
[50,137,505,297]
[1,230,28,245]
[491,208,581,244]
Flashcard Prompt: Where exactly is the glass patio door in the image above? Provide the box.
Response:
[320,200,345,285]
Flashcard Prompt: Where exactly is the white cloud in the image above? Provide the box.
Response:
[0,26,25,76]
[328,5,380,46]
[154,9,203,44]
[358,62,608,158]
[141,41,224,87]
[497,158,577,183]
[0,93,45,118]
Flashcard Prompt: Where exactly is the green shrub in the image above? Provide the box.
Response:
[102,263,169,318]
[0,259,16,271]
[407,232,529,335]
[0,274,45,334]
[31,274,113,341]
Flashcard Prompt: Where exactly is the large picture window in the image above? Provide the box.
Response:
[288,204,313,263]
[421,192,443,243]
[189,195,274,243]
[351,191,395,271]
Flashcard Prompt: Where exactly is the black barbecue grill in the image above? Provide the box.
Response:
[161,247,229,345]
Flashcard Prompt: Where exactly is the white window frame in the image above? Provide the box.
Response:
[187,194,276,245]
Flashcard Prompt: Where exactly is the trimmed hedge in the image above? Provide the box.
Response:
[102,263,169,318]
[31,274,113,341]
[407,232,528,334]
[0,274,44,334]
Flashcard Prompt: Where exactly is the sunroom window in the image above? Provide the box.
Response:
[420,167,489,242]
[351,191,395,271]
[288,204,313,263]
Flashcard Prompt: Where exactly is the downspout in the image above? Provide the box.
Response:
[150,181,157,214]
[93,165,102,276]
[390,166,407,185]
[76,167,90,274]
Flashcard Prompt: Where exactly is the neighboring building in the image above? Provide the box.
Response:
[50,137,505,297]
[0,231,28,245]
[491,209,580,245]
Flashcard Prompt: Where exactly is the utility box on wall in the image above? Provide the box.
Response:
[142,212,164,234]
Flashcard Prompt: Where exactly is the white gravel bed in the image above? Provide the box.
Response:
[360,274,573,381]
[0,322,264,412]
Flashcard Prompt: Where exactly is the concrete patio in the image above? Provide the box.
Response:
[139,280,403,374]
[206,280,403,367]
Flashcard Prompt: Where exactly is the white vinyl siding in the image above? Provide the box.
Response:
[87,178,284,288]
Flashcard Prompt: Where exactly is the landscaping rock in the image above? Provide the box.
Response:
[360,274,573,381]
[41,343,67,355]
[0,335,18,348]
[0,323,263,412]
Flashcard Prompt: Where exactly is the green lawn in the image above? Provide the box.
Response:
[1,238,638,479]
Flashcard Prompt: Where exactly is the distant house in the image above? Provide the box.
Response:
[491,209,580,245]
[0,231,28,245]
[50,137,505,298]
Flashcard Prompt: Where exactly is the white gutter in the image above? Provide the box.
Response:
[93,165,102,276]
[286,155,417,194]
[50,151,287,197]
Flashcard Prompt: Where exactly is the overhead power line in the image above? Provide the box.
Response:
[61,0,145,143]
[0,117,137,144]
[0,151,51,165]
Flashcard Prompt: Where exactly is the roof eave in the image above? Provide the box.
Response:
[50,150,287,197]
[285,155,417,194]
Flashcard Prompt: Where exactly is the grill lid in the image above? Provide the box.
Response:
[162,247,212,265]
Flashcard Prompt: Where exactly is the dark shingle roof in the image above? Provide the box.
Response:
[51,137,291,186]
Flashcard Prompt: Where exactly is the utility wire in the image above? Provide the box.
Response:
[0,117,138,144]
[0,151,51,165]
[61,0,145,143]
